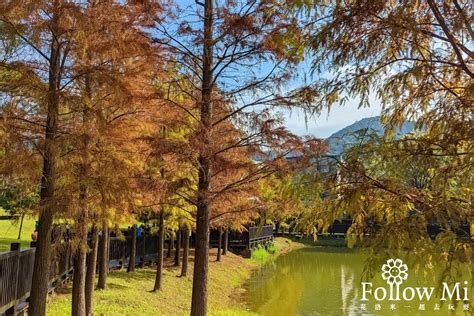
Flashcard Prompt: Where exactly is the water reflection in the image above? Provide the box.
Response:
[245,247,471,315]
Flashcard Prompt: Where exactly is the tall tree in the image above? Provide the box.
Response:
[297,0,473,273]
[151,1,323,313]
[0,2,81,313]
[65,2,158,313]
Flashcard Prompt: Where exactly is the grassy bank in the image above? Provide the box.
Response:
[0,211,36,252]
[47,237,303,315]
[251,237,305,265]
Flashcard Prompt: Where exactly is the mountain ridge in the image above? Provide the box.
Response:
[326,116,416,155]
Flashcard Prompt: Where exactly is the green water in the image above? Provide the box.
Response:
[245,247,472,315]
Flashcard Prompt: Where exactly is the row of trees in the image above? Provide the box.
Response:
[1,0,471,315]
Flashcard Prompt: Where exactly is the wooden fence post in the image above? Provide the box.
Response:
[5,242,20,316]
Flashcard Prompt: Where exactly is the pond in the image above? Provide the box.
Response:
[245,247,472,315]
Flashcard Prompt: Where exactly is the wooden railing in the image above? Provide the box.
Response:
[108,235,159,268]
[0,245,32,314]
[323,219,470,239]
[0,234,161,315]
[248,225,274,249]
[0,241,77,315]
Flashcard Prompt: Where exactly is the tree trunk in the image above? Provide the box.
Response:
[191,0,213,314]
[72,191,88,316]
[105,228,109,267]
[222,229,228,255]
[97,224,108,290]
[72,74,92,316]
[29,6,61,314]
[174,227,181,266]
[153,210,165,291]
[167,232,173,258]
[216,229,222,262]
[191,203,210,315]
[29,210,54,316]
[127,225,137,272]
[85,226,99,316]
[72,246,87,316]
[181,226,189,277]
[17,213,25,240]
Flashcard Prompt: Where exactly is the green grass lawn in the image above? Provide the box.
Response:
[48,237,302,316]
[0,210,37,252]
[48,249,258,316]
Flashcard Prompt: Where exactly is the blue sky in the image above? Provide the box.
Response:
[165,1,383,139]
[280,59,383,139]
[283,99,383,138]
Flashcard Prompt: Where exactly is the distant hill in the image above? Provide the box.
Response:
[326,116,416,155]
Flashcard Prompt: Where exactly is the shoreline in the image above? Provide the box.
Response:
[229,237,308,315]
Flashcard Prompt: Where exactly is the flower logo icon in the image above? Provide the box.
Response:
[382,258,408,285]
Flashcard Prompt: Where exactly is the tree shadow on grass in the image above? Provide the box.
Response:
[108,268,156,283]
[55,285,72,295]
[105,283,129,290]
